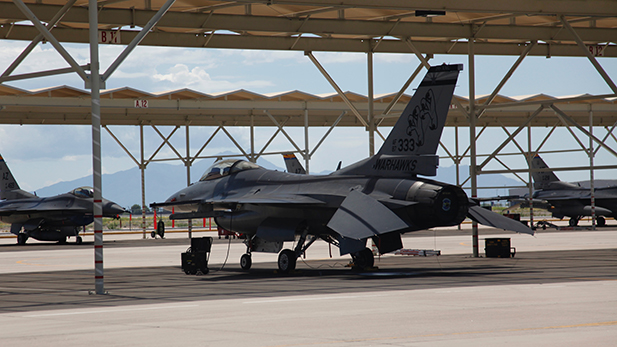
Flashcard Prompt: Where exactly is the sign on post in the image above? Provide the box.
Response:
[99,30,121,44]
[135,100,149,108]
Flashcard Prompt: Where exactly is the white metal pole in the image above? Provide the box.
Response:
[140,125,146,239]
[469,34,479,257]
[304,108,310,173]
[367,51,375,156]
[186,125,192,238]
[590,105,596,229]
[528,124,534,229]
[89,0,104,294]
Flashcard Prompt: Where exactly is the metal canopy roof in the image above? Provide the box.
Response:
[1,84,615,127]
[0,0,615,57]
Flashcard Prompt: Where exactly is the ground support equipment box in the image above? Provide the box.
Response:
[181,237,213,275]
[485,238,516,258]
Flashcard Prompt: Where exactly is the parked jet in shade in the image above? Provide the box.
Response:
[151,64,533,273]
[0,155,126,244]
[527,154,617,227]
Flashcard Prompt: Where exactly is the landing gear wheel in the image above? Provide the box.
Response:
[58,237,67,244]
[569,218,579,227]
[240,253,252,270]
[17,233,28,245]
[277,249,297,274]
[353,248,375,269]
[76,236,83,245]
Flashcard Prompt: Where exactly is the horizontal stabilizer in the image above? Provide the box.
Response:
[467,205,534,235]
[327,190,409,240]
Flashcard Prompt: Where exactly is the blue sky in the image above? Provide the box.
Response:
[1,40,616,192]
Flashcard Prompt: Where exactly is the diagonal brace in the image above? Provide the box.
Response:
[551,104,617,158]
[12,0,88,81]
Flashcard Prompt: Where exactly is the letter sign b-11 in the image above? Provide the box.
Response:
[99,30,121,44]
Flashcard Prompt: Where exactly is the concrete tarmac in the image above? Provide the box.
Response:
[0,226,616,346]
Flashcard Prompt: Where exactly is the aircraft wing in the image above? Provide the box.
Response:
[327,190,409,240]
[211,194,326,205]
[467,204,534,235]
[154,194,326,207]
[0,204,89,215]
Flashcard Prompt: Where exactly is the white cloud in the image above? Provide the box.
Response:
[152,63,273,93]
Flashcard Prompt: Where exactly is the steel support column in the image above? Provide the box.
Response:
[186,124,192,238]
[304,108,310,173]
[367,51,375,156]
[88,0,104,295]
[468,34,479,257]
[527,124,534,228]
[140,125,147,239]
[589,106,596,229]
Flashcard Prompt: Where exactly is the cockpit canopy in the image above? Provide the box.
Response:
[71,186,94,198]
[200,159,261,181]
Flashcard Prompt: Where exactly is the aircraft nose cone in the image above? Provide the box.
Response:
[103,201,126,217]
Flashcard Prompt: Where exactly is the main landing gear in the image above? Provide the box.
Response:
[568,216,606,227]
[239,229,376,274]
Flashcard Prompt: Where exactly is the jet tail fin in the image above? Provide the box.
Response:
[282,153,306,174]
[334,64,462,178]
[0,154,36,200]
[530,155,560,190]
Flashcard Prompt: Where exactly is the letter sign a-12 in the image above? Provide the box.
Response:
[135,100,148,108]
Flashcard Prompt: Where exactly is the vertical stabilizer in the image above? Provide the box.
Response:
[531,154,560,190]
[282,153,306,174]
[378,64,462,157]
[0,154,36,200]
[335,64,462,177]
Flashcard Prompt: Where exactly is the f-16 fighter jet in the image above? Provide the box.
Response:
[152,64,533,273]
[0,155,125,244]
[529,154,617,227]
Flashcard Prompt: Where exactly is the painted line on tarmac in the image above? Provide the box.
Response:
[23,304,200,318]
[244,292,389,304]
[265,320,617,347]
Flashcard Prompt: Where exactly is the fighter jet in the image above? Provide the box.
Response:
[0,155,126,244]
[151,64,533,273]
[528,154,617,226]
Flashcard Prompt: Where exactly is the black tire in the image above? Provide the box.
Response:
[353,248,375,269]
[278,249,297,274]
[240,253,252,270]
[597,216,606,227]
[569,218,579,227]
[17,233,28,245]
[76,236,83,245]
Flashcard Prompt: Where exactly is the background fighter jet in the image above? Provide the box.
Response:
[527,154,617,226]
[152,64,533,273]
[0,154,125,244]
